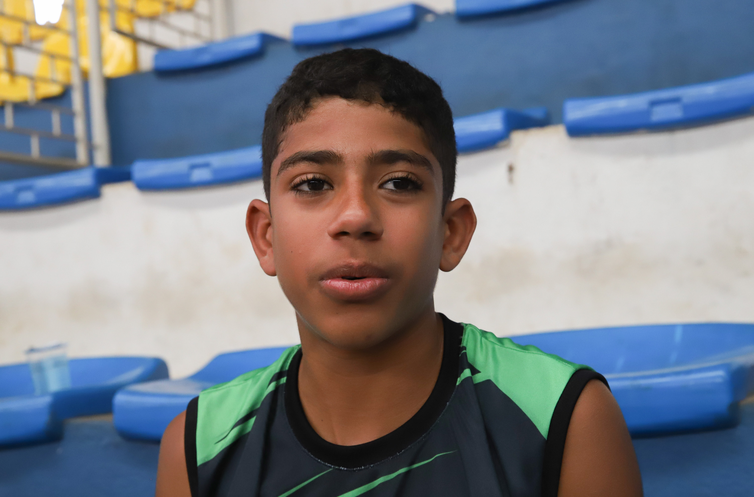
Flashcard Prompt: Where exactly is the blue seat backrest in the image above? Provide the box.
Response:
[564,71,754,136]
[515,323,754,376]
[192,347,290,384]
[454,107,549,152]
[154,33,284,72]
[0,167,131,210]
[67,357,166,388]
[455,0,569,18]
[131,145,262,190]
[0,356,168,396]
[292,4,434,46]
[0,363,36,398]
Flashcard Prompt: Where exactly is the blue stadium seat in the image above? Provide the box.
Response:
[130,145,262,190]
[455,0,569,17]
[0,357,168,447]
[564,71,754,136]
[154,33,284,72]
[454,107,549,153]
[292,4,434,46]
[0,167,131,210]
[516,323,754,436]
[113,347,289,441]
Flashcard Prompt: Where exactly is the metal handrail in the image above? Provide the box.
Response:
[0,11,71,35]
[0,40,76,62]
[107,0,215,50]
[0,149,79,168]
[12,100,76,115]
[0,123,78,142]
[0,68,68,85]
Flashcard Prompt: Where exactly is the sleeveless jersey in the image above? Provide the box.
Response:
[185,316,606,497]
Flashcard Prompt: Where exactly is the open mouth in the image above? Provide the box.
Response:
[319,263,391,301]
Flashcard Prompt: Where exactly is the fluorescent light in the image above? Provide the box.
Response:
[33,0,64,25]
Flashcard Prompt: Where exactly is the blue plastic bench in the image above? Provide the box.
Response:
[0,357,168,447]
[454,107,549,153]
[456,0,570,18]
[292,4,434,46]
[516,323,754,436]
[115,323,754,441]
[564,71,754,136]
[154,33,284,72]
[113,347,289,441]
[130,145,262,191]
[0,167,131,210]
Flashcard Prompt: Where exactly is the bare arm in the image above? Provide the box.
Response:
[558,380,643,497]
[155,411,193,497]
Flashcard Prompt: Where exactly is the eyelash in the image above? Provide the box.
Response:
[290,173,423,195]
[381,173,423,193]
[291,174,331,195]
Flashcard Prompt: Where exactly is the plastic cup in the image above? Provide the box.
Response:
[26,343,72,395]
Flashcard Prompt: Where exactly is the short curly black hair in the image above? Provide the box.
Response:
[262,48,456,205]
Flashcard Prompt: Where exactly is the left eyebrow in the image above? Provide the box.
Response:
[366,149,435,175]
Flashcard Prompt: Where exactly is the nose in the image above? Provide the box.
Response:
[326,181,383,241]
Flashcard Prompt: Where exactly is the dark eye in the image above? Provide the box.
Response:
[383,177,420,191]
[294,178,332,192]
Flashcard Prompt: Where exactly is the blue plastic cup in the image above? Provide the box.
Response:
[26,343,71,395]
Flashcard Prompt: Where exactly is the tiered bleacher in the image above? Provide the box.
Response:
[2,0,754,452]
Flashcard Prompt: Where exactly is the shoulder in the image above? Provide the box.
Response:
[458,323,640,495]
[460,323,593,438]
[156,410,192,497]
[461,322,583,376]
[557,380,643,496]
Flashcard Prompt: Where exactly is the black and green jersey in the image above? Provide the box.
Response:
[185,316,606,497]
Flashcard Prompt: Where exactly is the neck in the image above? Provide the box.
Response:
[296,305,444,446]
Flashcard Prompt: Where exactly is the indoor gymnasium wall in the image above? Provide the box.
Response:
[2,118,753,376]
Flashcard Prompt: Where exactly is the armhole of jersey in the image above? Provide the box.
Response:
[541,369,609,497]
[184,396,199,497]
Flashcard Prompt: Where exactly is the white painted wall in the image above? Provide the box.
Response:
[229,0,454,38]
[1,118,753,377]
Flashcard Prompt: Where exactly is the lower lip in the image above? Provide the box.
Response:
[320,277,391,301]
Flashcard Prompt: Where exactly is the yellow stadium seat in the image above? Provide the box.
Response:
[35,8,137,99]
[0,45,34,102]
[0,0,54,43]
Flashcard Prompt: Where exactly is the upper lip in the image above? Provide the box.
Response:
[320,262,389,281]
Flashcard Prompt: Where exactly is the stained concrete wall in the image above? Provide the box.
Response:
[2,118,753,376]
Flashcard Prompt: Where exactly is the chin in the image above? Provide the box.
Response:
[300,307,408,351]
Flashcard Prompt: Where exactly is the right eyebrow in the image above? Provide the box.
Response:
[276,150,343,177]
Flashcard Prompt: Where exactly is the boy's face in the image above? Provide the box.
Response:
[247,97,474,350]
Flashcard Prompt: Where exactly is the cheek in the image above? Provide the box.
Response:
[272,212,316,281]
[391,206,444,271]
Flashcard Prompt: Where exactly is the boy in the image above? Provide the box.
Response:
[156,49,642,496]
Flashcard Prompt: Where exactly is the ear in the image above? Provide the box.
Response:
[246,199,276,276]
[439,198,477,272]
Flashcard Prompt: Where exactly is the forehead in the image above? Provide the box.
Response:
[274,98,435,168]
